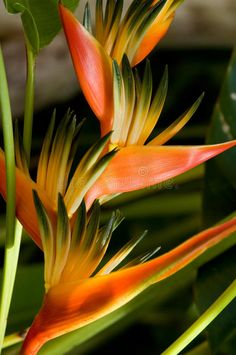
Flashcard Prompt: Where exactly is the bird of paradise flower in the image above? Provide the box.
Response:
[59,5,236,208]
[1,113,236,354]
[0,111,116,247]
[59,0,184,125]
[20,190,236,354]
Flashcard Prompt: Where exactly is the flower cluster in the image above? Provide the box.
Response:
[0,1,236,354]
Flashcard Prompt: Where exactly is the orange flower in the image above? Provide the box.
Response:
[21,193,236,354]
[61,0,179,65]
[59,1,182,124]
[0,112,116,247]
[60,4,236,209]
[85,59,236,207]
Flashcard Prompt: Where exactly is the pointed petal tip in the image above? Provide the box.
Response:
[85,140,236,205]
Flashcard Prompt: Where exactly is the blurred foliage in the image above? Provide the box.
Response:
[195,247,236,354]
[196,48,236,355]
[203,49,236,226]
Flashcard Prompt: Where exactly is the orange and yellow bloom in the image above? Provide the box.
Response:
[20,191,236,354]
[0,113,116,247]
[60,4,236,209]
[85,60,236,207]
[59,0,183,124]
[1,116,236,354]
[0,4,235,353]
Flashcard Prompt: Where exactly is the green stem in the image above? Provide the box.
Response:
[2,329,27,349]
[0,223,22,352]
[0,45,18,351]
[162,279,236,355]
[0,42,35,353]
[23,42,35,164]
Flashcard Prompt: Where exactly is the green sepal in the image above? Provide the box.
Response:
[121,55,134,94]
[84,201,101,251]
[65,142,118,215]
[126,0,167,60]
[77,131,113,174]
[57,193,70,250]
[148,65,168,121]
[103,0,123,44]
[71,200,87,250]
[32,190,51,246]
[113,60,124,122]
[83,2,92,34]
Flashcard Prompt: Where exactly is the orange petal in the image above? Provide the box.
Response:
[59,4,113,135]
[0,150,55,248]
[21,216,236,354]
[86,141,236,208]
[132,14,174,67]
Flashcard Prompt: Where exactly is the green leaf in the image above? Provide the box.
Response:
[203,48,236,227]
[195,247,236,354]
[1,264,44,333]
[196,48,236,354]
[3,0,80,54]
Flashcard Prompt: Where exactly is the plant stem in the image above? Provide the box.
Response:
[0,223,22,352]
[0,45,17,352]
[162,279,236,355]
[23,42,35,164]
[2,330,27,349]
[0,42,36,353]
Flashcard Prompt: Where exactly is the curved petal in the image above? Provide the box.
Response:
[21,216,236,354]
[132,14,174,66]
[0,150,55,248]
[86,141,236,208]
[59,5,113,134]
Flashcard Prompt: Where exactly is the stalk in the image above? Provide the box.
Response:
[162,279,236,355]
[0,45,17,351]
[0,42,36,352]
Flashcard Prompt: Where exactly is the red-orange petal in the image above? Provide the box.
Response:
[21,216,236,354]
[86,141,236,208]
[0,150,55,248]
[132,14,174,67]
[59,4,113,134]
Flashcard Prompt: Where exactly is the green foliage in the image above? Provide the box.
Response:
[195,247,236,354]
[3,0,80,54]
[203,48,236,227]
[196,48,236,354]
[4,264,44,332]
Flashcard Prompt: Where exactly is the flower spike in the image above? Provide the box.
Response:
[21,194,236,354]
[0,148,53,248]
[85,62,236,207]
[59,0,184,127]
[0,112,117,246]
